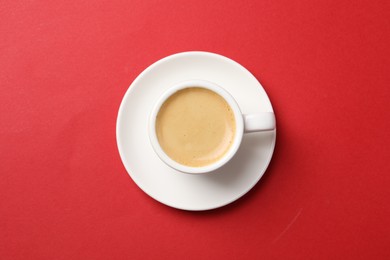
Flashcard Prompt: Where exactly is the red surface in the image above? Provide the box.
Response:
[1,0,389,259]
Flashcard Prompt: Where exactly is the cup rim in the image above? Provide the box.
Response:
[149,79,244,174]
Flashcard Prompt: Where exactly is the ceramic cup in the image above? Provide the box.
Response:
[149,80,275,174]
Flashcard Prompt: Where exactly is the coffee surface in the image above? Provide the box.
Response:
[156,87,236,167]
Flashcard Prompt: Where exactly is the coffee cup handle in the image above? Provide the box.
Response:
[243,112,276,133]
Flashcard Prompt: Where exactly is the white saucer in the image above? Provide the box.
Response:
[116,51,276,211]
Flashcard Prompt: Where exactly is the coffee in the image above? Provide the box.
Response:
[155,87,236,167]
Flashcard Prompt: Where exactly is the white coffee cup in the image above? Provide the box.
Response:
[149,80,275,174]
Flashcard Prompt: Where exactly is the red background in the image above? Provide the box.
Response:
[1,0,389,259]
